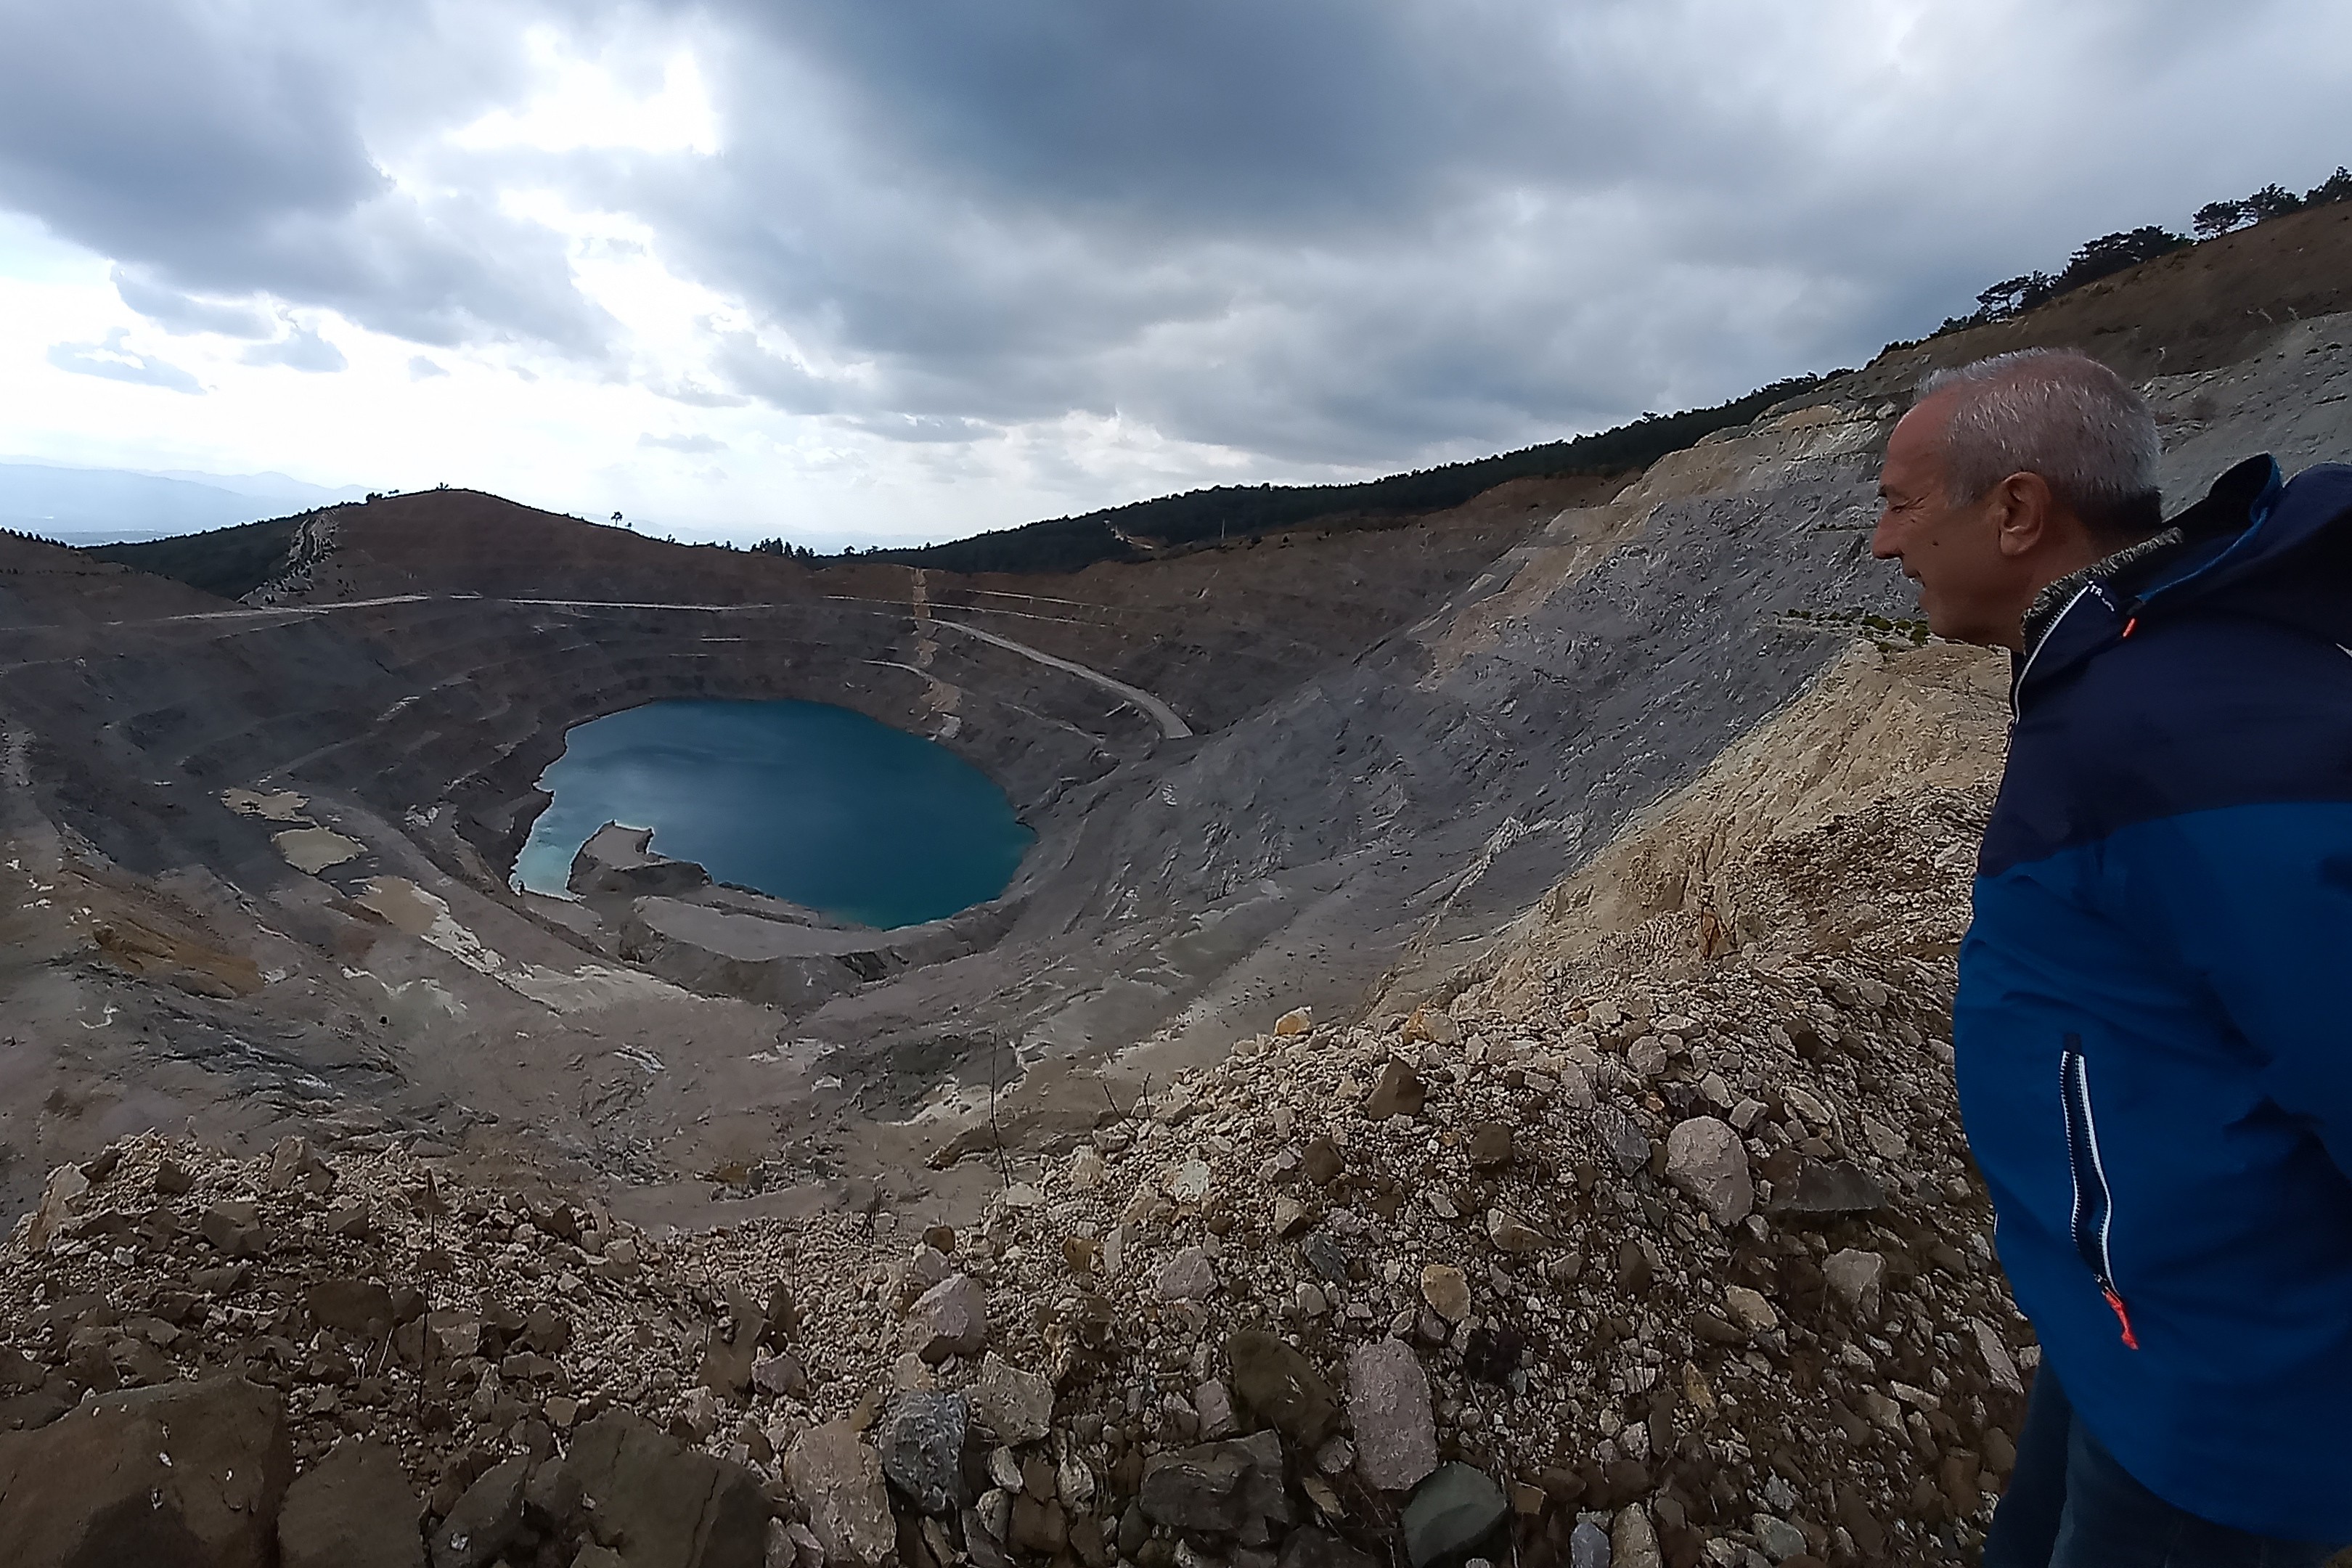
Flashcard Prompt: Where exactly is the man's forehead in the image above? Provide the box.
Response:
[1882,394,1954,476]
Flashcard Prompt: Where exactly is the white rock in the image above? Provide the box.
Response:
[971,1352,1053,1443]
[1824,1249,1885,1317]
[1345,1338,1440,1491]
[1665,1116,1753,1226]
[1754,1515,1808,1562]
[1165,1160,1213,1202]
[1782,1085,1834,1126]
[785,1420,895,1568]
[1723,1286,1777,1333]
[1156,1246,1219,1301]
[905,1273,989,1363]
[25,1165,87,1252]
[1972,1319,2024,1395]
[1861,1116,1907,1162]
[1612,1504,1662,1568]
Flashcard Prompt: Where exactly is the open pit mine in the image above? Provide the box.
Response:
[1,205,2349,1568]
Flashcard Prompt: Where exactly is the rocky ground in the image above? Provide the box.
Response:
[0,735,2038,1567]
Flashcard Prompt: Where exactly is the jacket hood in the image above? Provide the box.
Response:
[2014,455,2352,712]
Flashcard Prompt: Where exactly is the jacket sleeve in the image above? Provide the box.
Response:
[2104,801,2352,1177]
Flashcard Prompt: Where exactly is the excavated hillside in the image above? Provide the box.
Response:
[1,205,2349,1567]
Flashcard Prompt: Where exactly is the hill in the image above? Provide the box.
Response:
[873,376,1832,575]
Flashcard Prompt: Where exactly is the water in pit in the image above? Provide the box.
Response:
[512,699,1032,928]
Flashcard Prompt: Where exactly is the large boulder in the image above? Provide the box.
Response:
[0,1375,292,1568]
[565,1410,769,1568]
[278,1437,425,1568]
[1224,1331,1339,1447]
[429,1456,525,1568]
[904,1274,989,1363]
[1138,1432,1289,1537]
[1345,1339,1439,1491]
[783,1419,894,1568]
[1665,1116,1753,1227]
[1401,1464,1506,1568]
[879,1391,970,1516]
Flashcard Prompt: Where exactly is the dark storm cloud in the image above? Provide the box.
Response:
[640,0,2352,464]
[7,0,2348,478]
[0,0,612,356]
[48,329,203,393]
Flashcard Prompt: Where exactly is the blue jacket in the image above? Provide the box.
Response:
[1956,454,2352,1541]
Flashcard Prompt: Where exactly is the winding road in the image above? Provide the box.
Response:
[89,587,1196,742]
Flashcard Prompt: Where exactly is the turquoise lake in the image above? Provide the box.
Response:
[513,699,1032,928]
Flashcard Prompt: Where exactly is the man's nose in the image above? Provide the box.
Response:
[1869,510,1901,560]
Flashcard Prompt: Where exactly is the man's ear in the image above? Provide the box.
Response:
[1990,471,2057,559]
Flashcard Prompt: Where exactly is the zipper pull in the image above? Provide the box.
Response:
[2102,1286,2141,1350]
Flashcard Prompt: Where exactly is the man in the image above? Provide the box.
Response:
[1871,348,2352,1564]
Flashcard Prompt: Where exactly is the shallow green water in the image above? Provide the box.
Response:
[513,699,1031,929]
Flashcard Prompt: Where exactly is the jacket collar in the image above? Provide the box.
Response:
[2010,454,2282,715]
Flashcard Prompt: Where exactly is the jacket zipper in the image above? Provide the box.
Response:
[2012,584,2098,720]
[2060,1037,2139,1349]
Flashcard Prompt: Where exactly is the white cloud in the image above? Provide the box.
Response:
[449,33,719,155]
[241,317,348,372]
[0,0,2346,542]
[47,327,203,393]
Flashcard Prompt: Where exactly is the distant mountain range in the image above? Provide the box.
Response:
[0,461,366,545]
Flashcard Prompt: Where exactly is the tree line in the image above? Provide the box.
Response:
[865,375,1829,576]
[1940,164,2352,334]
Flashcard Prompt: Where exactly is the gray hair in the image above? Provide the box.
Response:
[1919,348,2163,540]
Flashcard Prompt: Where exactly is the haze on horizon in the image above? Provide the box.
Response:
[1,1,2345,550]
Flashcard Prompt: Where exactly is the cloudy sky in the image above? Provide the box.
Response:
[1,1,2345,547]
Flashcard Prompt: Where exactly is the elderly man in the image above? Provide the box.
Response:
[1872,348,2352,1564]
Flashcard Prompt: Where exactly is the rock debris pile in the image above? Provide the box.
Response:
[1,754,2037,1568]
[1,932,2032,1567]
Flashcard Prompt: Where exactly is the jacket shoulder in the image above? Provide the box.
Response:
[1983,610,2352,875]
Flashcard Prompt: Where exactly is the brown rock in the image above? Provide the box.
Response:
[1466,1123,1513,1169]
[430,1455,526,1568]
[1300,1135,1344,1186]
[279,1437,425,1568]
[1225,1331,1339,1447]
[1363,1057,1425,1120]
[700,1315,760,1400]
[308,1278,397,1337]
[200,1200,267,1257]
[1139,1431,1290,1534]
[1009,1495,1067,1555]
[1418,1264,1471,1323]
[0,1375,292,1568]
[569,1409,771,1568]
